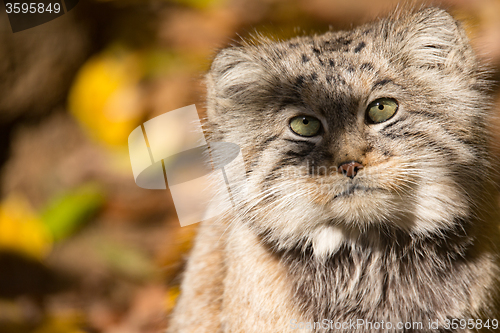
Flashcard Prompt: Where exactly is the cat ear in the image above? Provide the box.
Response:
[208,48,264,99]
[395,7,476,71]
[206,47,266,119]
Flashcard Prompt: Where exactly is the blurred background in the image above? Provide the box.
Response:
[0,0,499,332]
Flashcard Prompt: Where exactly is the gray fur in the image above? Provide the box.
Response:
[168,7,500,333]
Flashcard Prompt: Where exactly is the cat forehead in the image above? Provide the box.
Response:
[247,31,396,104]
[257,26,387,68]
[288,30,374,57]
[247,30,396,92]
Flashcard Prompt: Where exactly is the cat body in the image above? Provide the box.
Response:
[168,8,500,332]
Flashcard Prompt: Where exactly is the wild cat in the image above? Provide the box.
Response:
[167,7,500,333]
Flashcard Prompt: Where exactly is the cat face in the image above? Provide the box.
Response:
[206,8,492,254]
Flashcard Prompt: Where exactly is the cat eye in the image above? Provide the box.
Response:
[289,115,321,137]
[366,98,398,124]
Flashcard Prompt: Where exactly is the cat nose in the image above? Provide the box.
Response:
[338,161,363,179]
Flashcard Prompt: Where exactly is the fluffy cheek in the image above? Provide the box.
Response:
[410,174,471,234]
[239,175,331,248]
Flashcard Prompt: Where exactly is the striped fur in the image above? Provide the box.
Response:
[168,7,500,333]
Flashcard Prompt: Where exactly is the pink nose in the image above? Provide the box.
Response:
[338,161,363,179]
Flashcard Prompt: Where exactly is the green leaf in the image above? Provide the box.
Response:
[41,183,105,242]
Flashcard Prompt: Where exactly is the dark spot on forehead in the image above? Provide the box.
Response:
[354,41,366,53]
[381,149,392,157]
[275,48,287,58]
[347,66,355,73]
[360,63,374,71]
[289,43,299,48]
[329,59,335,67]
[323,37,352,52]
[302,54,310,63]
[310,73,318,81]
[312,47,320,54]
[337,37,352,45]
[382,30,389,40]
[326,74,346,85]
[296,75,305,86]
[364,145,374,153]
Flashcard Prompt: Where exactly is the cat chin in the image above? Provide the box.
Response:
[325,191,398,226]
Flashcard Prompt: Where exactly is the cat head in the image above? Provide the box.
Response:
[205,7,494,256]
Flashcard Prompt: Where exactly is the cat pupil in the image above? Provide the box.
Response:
[303,119,309,125]
[378,104,384,110]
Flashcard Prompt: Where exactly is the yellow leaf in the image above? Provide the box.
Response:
[68,46,145,147]
[33,312,86,333]
[170,0,226,10]
[165,285,180,312]
[0,194,52,259]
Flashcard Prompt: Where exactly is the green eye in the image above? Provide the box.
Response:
[290,116,321,137]
[366,98,398,124]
